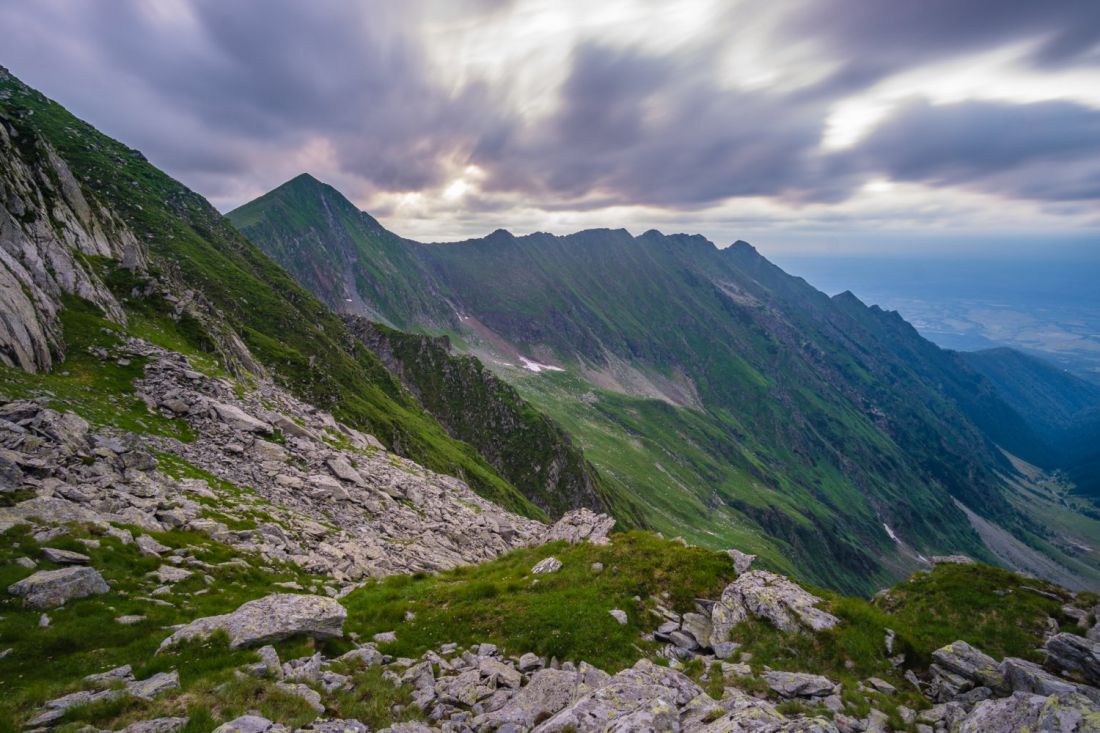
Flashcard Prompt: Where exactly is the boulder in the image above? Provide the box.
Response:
[709,570,839,644]
[959,691,1100,733]
[212,716,279,733]
[727,548,756,574]
[534,659,700,732]
[1046,633,1100,686]
[609,609,628,625]
[119,718,188,733]
[531,556,563,574]
[210,402,272,434]
[931,640,1005,693]
[42,547,89,564]
[159,593,346,651]
[1002,657,1100,703]
[7,565,109,608]
[542,508,615,545]
[764,671,837,698]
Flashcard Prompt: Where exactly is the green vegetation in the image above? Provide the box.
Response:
[0,296,195,442]
[345,318,645,523]
[230,174,1057,595]
[342,532,736,671]
[0,523,319,730]
[0,70,542,521]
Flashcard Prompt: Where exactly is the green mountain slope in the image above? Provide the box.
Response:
[0,67,542,520]
[342,316,646,523]
[231,175,1100,593]
[960,347,1100,500]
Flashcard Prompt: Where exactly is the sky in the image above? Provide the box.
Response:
[2,0,1100,255]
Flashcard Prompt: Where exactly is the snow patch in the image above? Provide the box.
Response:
[519,356,564,373]
[883,523,899,543]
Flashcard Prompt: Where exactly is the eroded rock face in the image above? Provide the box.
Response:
[0,113,139,372]
[159,593,346,650]
[709,570,839,644]
[7,565,109,608]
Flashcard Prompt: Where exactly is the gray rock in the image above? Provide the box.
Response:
[930,555,975,565]
[609,609,628,625]
[931,640,1006,692]
[210,402,273,434]
[541,509,615,545]
[159,593,346,650]
[518,652,543,672]
[1002,656,1100,703]
[681,612,712,649]
[534,659,700,732]
[85,664,135,686]
[151,564,193,583]
[213,715,278,733]
[128,670,180,699]
[136,534,170,557]
[373,631,397,644]
[959,691,1100,733]
[294,720,369,733]
[1046,633,1100,686]
[712,641,740,660]
[42,547,90,564]
[120,717,188,733]
[473,668,595,729]
[276,681,325,713]
[531,557,562,574]
[116,614,147,625]
[764,670,836,698]
[7,565,109,608]
[709,570,839,644]
[726,548,756,574]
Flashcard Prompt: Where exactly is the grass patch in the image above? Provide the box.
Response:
[342,531,736,672]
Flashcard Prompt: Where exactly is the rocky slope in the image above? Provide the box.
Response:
[231,175,1100,594]
[342,317,643,524]
[0,65,564,521]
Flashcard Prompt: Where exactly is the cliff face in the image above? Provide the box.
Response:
[344,316,644,524]
[0,97,143,371]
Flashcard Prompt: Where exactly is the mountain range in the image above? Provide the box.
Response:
[228,173,1100,594]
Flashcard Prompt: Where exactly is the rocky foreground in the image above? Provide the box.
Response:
[3,338,1100,731]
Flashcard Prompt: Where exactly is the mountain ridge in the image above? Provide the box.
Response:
[229,172,1100,593]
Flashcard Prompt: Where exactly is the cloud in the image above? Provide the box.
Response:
[786,0,1100,92]
[842,98,1100,201]
[0,0,1098,247]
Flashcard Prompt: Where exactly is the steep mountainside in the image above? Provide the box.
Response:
[0,66,585,521]
[341,316,645,523]
[232,175,1100,594]
[961,347,1100,500]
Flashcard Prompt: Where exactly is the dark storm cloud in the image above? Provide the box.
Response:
[472,43,846,207]
[0,0,502,193]
[787,0,1100,93]
[844,99,1100,201]
[1,0,1099,219]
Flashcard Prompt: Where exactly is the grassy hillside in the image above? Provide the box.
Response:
[0,67,542,520]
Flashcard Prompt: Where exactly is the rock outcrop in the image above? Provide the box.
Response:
[159,594,347,650]
[7,565,109,608]
[709,570,839,644]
